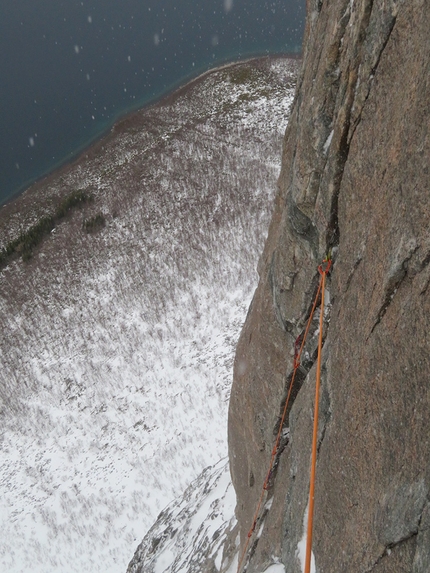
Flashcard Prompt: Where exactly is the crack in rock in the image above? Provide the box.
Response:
[369,238,419,335]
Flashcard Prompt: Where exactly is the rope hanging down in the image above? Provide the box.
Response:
[236,257,331,573]
[304,258,331,573]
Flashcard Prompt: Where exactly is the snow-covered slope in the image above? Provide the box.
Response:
[0,56,298,573]
[126,459,288,573]
[127,459,238,573]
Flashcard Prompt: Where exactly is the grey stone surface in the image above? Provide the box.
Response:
[413,502,430,573]
[228,0,430,571]
[375,479,427,547]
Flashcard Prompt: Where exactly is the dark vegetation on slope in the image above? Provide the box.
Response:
[0,190,95,266]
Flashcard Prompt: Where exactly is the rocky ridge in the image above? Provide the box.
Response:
[126,459,238,573]
[228,1,430,572]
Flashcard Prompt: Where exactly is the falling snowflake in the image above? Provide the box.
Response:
[224,0,234,13]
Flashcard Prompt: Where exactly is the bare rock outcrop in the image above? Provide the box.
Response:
[228,1,430,572]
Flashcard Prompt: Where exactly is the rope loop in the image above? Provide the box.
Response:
[318,257,332,276]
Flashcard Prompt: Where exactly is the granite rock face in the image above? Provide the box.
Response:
[228,1,430,572]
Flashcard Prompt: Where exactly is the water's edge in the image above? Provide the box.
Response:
[2,52,300,210]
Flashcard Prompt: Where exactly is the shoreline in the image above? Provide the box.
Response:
[1,52,301,212]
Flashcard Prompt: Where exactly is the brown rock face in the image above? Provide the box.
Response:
[228,1,430,572]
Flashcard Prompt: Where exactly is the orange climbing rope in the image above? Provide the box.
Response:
[304,258,331,573]
[236,257,331,573]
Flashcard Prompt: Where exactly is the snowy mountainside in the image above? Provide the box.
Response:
[0,57,298,573]
[126,459,238,573]
[126,459,287,573]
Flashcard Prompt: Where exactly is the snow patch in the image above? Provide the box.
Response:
[261,565,286,573]
[296,503,316,573]
[323,130,334,155]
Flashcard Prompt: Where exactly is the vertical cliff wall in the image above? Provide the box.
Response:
[228,0,430,571]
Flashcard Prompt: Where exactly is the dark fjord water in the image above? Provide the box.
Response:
[0,0,305,206]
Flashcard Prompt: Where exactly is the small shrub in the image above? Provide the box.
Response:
[229,67,253,85]
[83,213,106,233]
[238,93,251,103]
